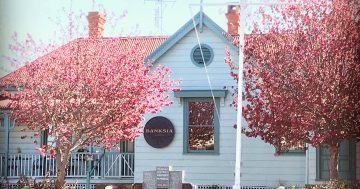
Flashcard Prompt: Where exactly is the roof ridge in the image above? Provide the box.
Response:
[77,36,169,40]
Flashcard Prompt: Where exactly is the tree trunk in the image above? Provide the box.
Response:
[329,143,340,180]
[55,168,66,189]
[55,152,70,189]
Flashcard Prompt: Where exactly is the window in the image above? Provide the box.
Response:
[0,116,4,129]
[277,139,305,154]
[286,144,305,154]
[40,129,49,146]
[191,44,214,67]
[0,113,12,130]
[40,125,56,147]
[316,140,356,180]
[184,98,219,154]
[9,117,15,129]
[120,141,134,153]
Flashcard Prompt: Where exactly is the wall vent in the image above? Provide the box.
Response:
[191,44,214,67]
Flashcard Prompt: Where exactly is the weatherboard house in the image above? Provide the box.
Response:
[0,5,358,189]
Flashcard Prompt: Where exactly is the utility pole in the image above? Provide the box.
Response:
[233,0,246,188]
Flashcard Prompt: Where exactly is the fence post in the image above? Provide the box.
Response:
[86,147,105,189]
[4,113,9,177]
[101,149,105,179]
[86,146,93,189]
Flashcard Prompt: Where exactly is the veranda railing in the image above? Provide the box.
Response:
[0,152,134,179]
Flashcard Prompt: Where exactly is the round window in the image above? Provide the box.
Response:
[191,44,214,66]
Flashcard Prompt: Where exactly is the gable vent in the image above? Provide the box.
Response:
[191,44,214,66]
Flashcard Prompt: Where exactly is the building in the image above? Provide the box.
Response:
[0,5,359,189]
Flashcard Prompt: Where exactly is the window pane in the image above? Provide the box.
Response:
[0,117,4,128]
[188,101,215,151]
[188,126,214,150]
[277,139,305,153]
[318,141,354,180]
[189,101,214,126]
[120,141,134,153]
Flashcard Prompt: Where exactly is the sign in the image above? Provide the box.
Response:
[143,166,184,189]
[156,166,170,188]
[169,171,184,189]
[143,171,156,189]
[144,116,175,148]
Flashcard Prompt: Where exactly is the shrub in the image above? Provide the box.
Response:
[209,185,220,189]
[15,175,52,189]
[305,180,360,189]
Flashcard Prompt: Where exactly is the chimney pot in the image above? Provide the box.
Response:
[225,5,240,36]
[87,12,106,38]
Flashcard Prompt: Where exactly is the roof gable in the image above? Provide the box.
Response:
[145,12,238,63]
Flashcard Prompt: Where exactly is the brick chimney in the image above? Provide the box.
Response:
[87,12,106,38]
[225,5,240,36]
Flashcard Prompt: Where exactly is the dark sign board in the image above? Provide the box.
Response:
[144,116,175,148]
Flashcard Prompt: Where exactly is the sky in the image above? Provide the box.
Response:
[0,0,235,77]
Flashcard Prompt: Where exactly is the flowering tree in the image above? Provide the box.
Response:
[0,2,177,187]
[1,38,177,188]
[226,0,360,181]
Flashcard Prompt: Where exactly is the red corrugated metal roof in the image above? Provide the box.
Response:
[0,36,168,87]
